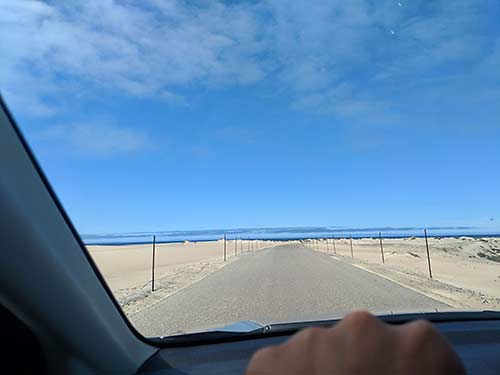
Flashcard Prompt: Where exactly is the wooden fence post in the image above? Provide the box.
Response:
[379,232,385,264]
[424,229,433,278]
[151,235,156,292]
[223,233,227,262]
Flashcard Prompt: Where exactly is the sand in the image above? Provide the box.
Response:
[88,236,500,316]
[87,239,277,314]
[309,237,500,310]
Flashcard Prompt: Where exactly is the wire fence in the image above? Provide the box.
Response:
[301,229,434,280]
[148,235,279,291]
[147,230,436,292]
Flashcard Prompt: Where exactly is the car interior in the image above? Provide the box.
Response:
[1,93,500,374]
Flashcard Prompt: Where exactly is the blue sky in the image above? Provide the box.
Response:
[1,0,499,234]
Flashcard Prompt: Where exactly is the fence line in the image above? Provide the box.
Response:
[225,230,437,281]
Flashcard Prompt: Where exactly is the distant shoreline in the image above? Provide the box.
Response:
[84,233,500,246]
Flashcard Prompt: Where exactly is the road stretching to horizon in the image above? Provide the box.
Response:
[131,244,447,337]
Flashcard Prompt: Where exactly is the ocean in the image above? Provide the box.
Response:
[81,225,500,246]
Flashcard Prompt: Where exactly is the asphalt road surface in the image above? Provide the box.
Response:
[131,244,447,337]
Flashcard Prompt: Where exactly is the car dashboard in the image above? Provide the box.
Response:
[138,316,500,374]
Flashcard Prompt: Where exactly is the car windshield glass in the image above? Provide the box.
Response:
[2,1,500,339]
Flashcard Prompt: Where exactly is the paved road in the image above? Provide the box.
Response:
[131,244,446,337]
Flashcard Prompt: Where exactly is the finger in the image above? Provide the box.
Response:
[246,345,283,375]
[397,320,465,374]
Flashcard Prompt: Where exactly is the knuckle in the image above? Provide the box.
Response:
[292,326,324,346]
[342,311,378,330]
[337,311,387,348]
[404,320,440,351]
[411,320,438,339]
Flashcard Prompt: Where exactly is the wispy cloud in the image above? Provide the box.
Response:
[1,0,499,121]
[270,0,500,120]
[0,0,267,115]
[39,122,152,157]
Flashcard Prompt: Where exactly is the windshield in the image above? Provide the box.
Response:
[2,0,499,338]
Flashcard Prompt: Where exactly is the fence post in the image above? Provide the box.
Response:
[350,235,353,258]
[234,236,237,256]
[326,238,330,253]
[379,232,385,264]
[333,235,336,254]
[224,233,227,262]
[151,235,156,292]
[424,229,433,279]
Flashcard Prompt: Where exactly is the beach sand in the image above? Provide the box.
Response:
[87,239,276,314]
[88,236,500,316]
[311,237,500,310]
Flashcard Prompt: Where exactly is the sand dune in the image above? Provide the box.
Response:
[87,236,500,316]
[87,239,276,314]
[309,236,500,310]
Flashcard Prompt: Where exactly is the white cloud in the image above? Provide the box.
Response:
[269,0,499,119]
[39,123,152,156]
[0,0,267,115]
[1,0,498,121]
